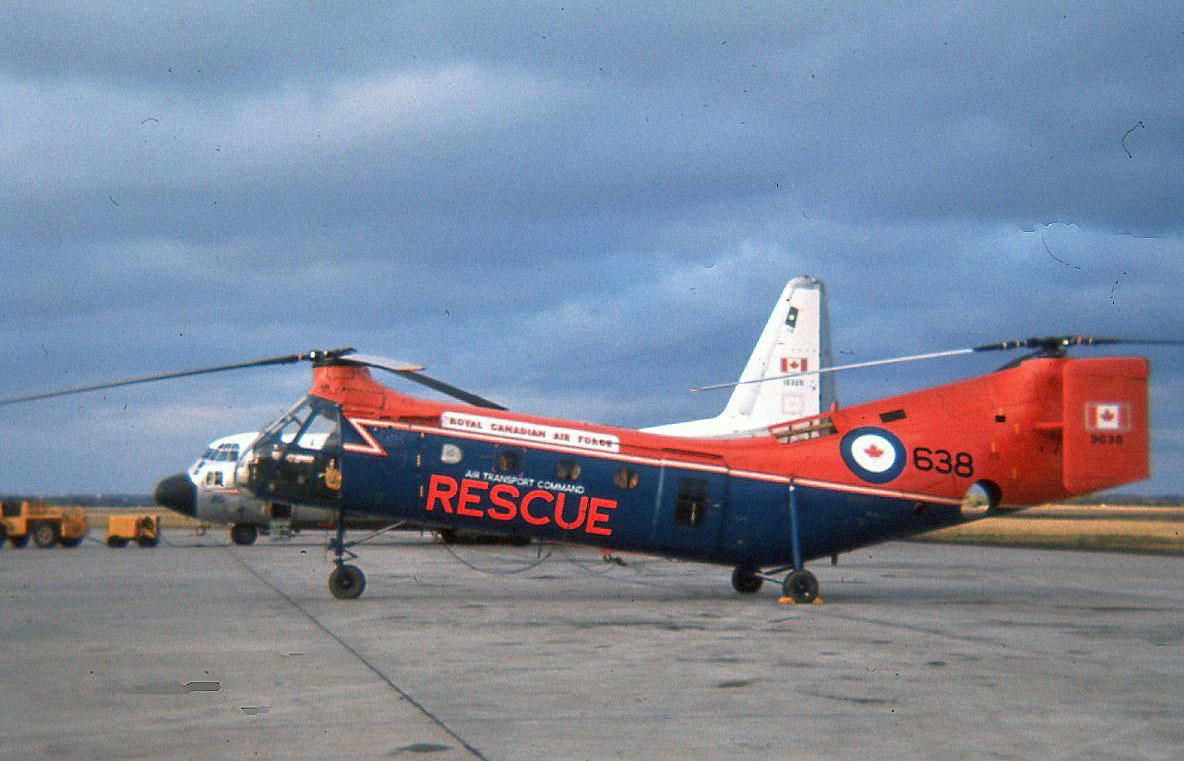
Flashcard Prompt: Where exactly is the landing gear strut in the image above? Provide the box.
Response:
[781,481,821,604]
[728,484,825,603]
[327,508,364,600]
[323,510,409,599]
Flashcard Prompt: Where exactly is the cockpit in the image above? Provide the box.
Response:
[239,396,343,507]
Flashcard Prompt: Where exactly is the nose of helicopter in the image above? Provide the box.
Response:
[154,472,197,517]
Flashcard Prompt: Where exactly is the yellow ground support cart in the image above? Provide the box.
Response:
[0,499,88,548]
[106,514,160,547]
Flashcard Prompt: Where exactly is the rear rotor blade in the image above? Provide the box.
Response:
[0,347,355,408]
[692,335,1184,394]
[692,348,974,393]
[971,336,1184,352]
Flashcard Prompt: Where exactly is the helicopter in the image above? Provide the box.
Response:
[3,332,1176,602]
[172,276,835,546]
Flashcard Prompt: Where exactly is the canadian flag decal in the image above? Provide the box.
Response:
[780,357,808,374]
[1085,403,1130,432]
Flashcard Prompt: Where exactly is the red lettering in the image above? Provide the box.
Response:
[585,497,617,536]
[425,475,615,536]
[520,490,553,526]
[487,483,520,521]
[425,474,457,513]
[456,478,488,517]
[553,494,588,531]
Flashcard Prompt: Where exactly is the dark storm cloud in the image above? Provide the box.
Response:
[1,2,1181,492]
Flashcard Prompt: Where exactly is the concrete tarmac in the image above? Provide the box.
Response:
[1,533,1181,760]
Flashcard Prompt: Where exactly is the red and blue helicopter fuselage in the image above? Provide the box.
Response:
[244,354,1148,569]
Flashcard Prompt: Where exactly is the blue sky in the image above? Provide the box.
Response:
[1,3,1181,495]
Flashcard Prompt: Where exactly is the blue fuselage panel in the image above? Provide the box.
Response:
[339,428,963,567]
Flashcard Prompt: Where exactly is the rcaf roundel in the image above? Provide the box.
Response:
[839,426,907,484]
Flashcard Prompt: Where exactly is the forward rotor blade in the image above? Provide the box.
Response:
[397,371,508,410]
[342,354,506,410]
[0,347,355,408]
[338,354,425,373]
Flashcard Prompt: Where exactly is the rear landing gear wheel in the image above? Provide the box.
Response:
[731,564,763,594]
[230,524,258,546]
[782,569,819,604]
[328,564,366,600]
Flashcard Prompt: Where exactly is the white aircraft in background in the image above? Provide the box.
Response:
[158,275,834,544]
[644,275,834,436]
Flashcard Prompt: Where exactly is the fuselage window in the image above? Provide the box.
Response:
[675,477,708,527]
[613,466,639,490]
[494,448,524,474]
[440,443,464,465]
[556,459,581,481]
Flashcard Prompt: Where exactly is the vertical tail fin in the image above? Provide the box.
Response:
[1061,358,1149,494]
[722,275,834,424]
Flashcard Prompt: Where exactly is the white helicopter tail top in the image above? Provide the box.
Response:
[645,275,834,437]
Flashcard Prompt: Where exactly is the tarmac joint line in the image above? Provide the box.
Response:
[226,549,490,761]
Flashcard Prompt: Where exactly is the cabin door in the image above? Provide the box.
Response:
[653,467,726,557]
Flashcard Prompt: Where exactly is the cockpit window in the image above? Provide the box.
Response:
[244,397,343,506]
[211,444,238,462]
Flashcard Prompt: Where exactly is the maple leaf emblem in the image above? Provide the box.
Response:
[1100,409,1115,422]
[864,443,885,458]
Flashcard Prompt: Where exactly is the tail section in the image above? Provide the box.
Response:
[1061,357,1149,494]
[646,276,834,437]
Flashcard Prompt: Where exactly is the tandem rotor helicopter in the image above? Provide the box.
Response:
[1,284,1179,602]
[175,276,834,546]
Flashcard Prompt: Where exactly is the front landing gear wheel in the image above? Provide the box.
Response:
[230,524,258,546]
[782,569,819,604]
[731,564,763,594]
[328,564,366,600]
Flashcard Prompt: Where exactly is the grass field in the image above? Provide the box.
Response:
[915,505,1183,555]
